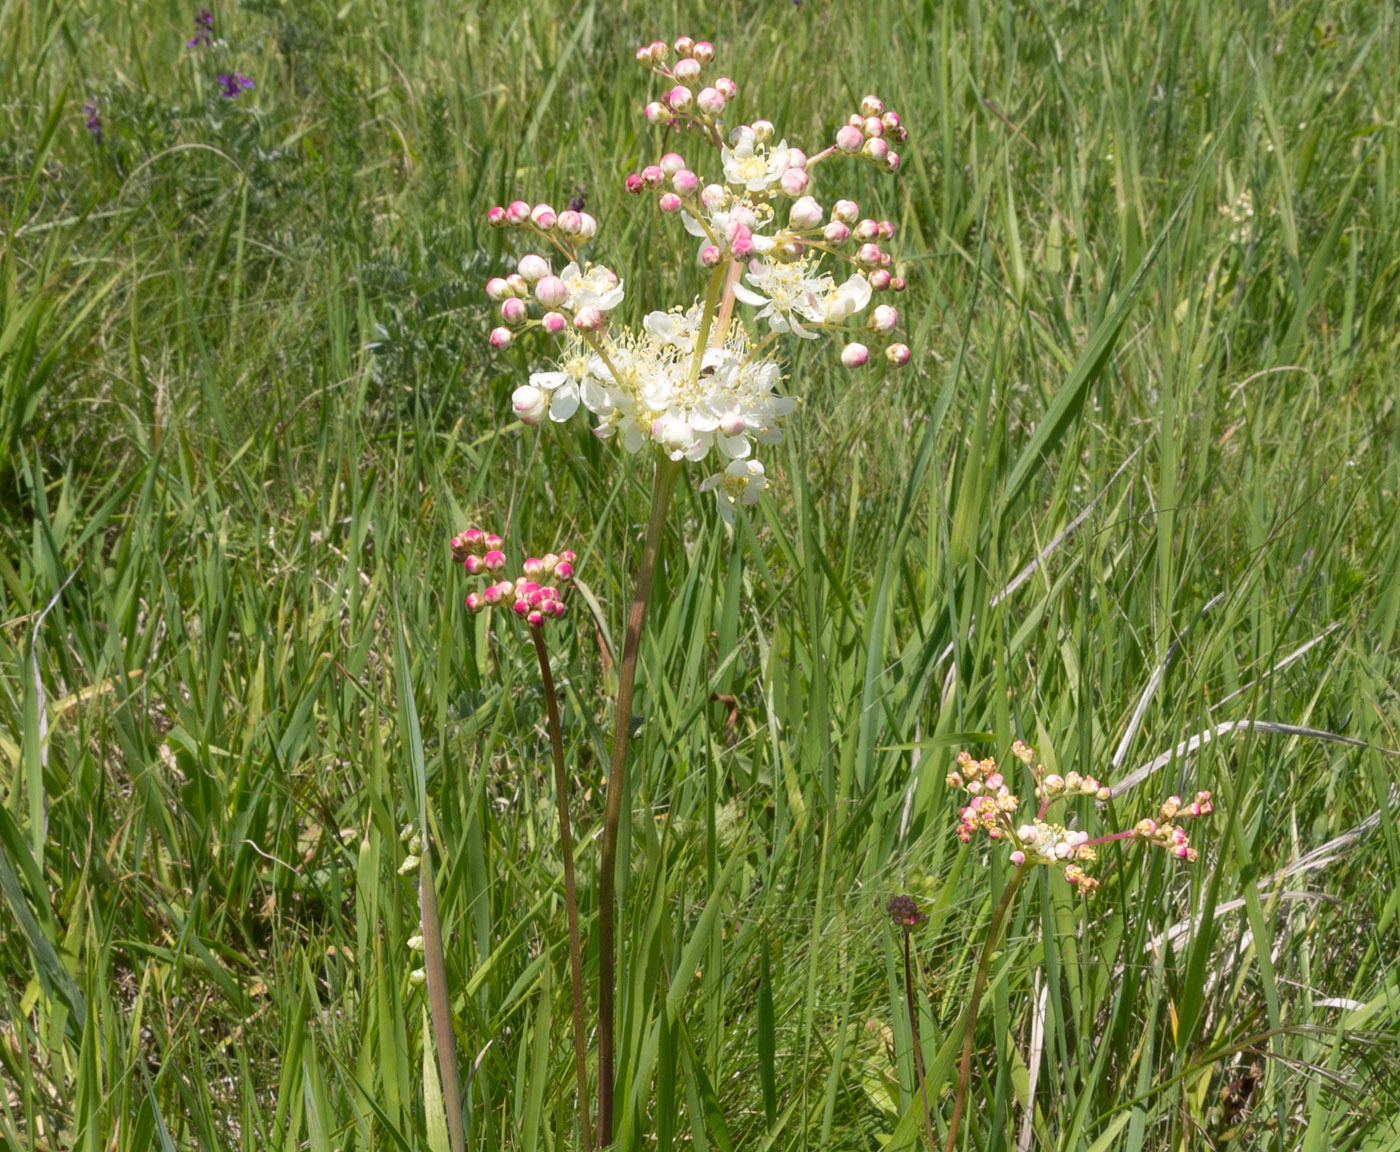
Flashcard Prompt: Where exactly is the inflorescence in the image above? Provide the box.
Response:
[452,529,576,629]
[949,739,1213,896]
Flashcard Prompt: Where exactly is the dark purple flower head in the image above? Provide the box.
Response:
[83,101,102,143]
[216,73,254,98]
[187,7,214,47]
[886,894,926,929]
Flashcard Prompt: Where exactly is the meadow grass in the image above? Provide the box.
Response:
[2,0,1399,1148]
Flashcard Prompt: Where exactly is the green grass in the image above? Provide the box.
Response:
[2,0,1399,1149]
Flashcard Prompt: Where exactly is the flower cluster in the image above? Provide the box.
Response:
[482,35,912,522]
[948,740,1213,897]
[886,894,927,928]
[452,529,576,628]
[83,101,102,143]
[187,7,214,48]
[216,72,255,99]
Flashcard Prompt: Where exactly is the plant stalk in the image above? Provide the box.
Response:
[941,864,1030,1152]
[904,928,937,1152]
[531,625,594,1152]
[596,453,680,1145]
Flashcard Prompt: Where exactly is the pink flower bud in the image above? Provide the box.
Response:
[464,554,484,575]
[512,384,544,422]
[864,117,885,140]
[658,192,683,213]
[659,152,686,176]
[636,44,654,66]
[531,203,556,229]
[835,125,864,153]
[729,224,755,259]
[574,306,605,332]
[751,118,774,143]
[884,151,902,174]
[772,236,804,261]
[640,165,663,188]
[863,137,889,162]
[787,147,808,169]
[487,205,507,227]
[527,610,545,628]
[714,76,737,100]
[860,94,885,117]
[483,549,506,573]
[481,581,507,604]
[556,209,582,235]
[885,342,911,366]
[550,599,567,618]
[789,196,824,230]
[854,218,879,241]
[465,592,485,611]
[880,251,893,266]
[877,219,895,240]
[699,245,722,267]
[626,173,645,194]
[500,297,527,325]
[871,304,899,334]
[517,253,549,283]
[719,411,747,436]
[856,242,883,267]
[881,110,902,133]
[848,113,865,129]
[554,560,574,581]
[644,101,670,124]
[779,168,809,196]
[823,221,851,244]
[672,168,700,195]
[485,277,510,301]
[693,41,714,64]
[485,533,503,550]
[541,311,568,333]
[489,326,513,349]
[697,87,725,116]
[577,213,598,241]
[534,275,568,308]
[1009,850,1026,866]
[869,268,891,290]
[667,85,693,112]
[840,343,869,368]
[674,57,701,84]
[505,273,528,296]
[673,35,695,56]
[505,200,531,225]
[513,598,530,617]
[832,199,860,224]
[649,40,669,60]
[528,588,545,608]
[890,276,906,292]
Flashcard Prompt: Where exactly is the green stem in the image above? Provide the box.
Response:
[941,864,1030,1152]
[596,453,681,1146]
[531,625,593,1152]
[904,929,936,1152]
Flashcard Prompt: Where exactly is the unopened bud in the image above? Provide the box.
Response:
[505,273,528,296]
[554,560,574,581]
[505,200,531,225]
[672,169,700,196]
[840,343,869,368]
[530,203,556,229]
[885,342,911,366]
[644,101,670,124]
[659,152,686,176]
[856,242,883,267]
[869,268,891,290]
[823,220,851,244]
[512,384,546,424]
[832,199,860,224]
[673,35,695,56]
[884,151,902,174]
[500,297,527,325]
[489,326,512,349]
[890,276,906,292]
[699,245,722,267]
[556,209,582,235]
[527,609,545,627]
[714,76,738,100]
[853,218,879,242]
[541,311,567,334]
[836,125,864,153]
[487,205,507,227]
[674,57,701,84]
[667,85,693,112]
[789,195,824,230]
[751,119,774,143]
[693,40,714,64]
[871,304,899,334]
[771,236,803,261]
[659,192,683,213]
[697,87,725,116]
[860,94,885,117]
[465,591,485,612]
[641,164,665,189]
[864,116,884,139]
[577,213,598,241]
[779,168,809,196]
[863,137,889,162]
[649,40,669,61]
[728,224,755,259]
[517,254,549,283]
[534,275,568,308]
[574,306,605,332]
[485,277,510,301]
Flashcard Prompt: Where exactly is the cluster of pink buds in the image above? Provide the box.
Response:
[635,36,735,142]
[454,530,577,628]
[487,199,599,244]
[947,741,1214,897]
[833,94,907,175]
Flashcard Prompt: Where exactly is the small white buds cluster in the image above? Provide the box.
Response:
[833,95,907,174]
[397,822,422,876]
[455,530,577,629]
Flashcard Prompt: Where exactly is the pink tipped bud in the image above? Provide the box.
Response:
[636,44,654,66]
[489,326,513,349]
[659,152,686,176]
[840,343,869,368]
[528,588,545,608]
[667,85,693,112]
[541,311,568,334]
[869,268,891,290]
[574,306,605,332]
[885,342,912,366]
[513,598,530,617]
[649,40,669,60]
[626,173,645,194]
[772,236,804,261]
[517,254,549,283]
[550,599,567,617]
[658,192,683,213]
[751,118,774,143]
[505,273,528,297]
[832,199,860,225]
[641,164,665,188]
[674,57,701,84]
[554,560,574,581]
[512,384,546,424]
[672,168,700,195]
[644,101,670,124]
[485,533,503,550]
[823,221,851,244]
[697,87,726,116]
[556,209,582,235]
[693,41,714,64]
[877,220,895,240]
[560,549,576,565]
[527,610,545,628]
[465,591,485,612]
[699,245,722,267]
[864,117,884,140]
[719,411,747,437]
[464,554,484,575]
[483,547,507,573]
[500,297,528,325]
[534,275,569,308]
[701,184,727,210]
[854,218,879,242]
[863,137,889,162]
[779,168,809,196]
[577,212,598,241]
[505,200,531,225]
[673,35,695,56]
[531,203,556,229]
[881,110,902,133]
[890,276,907,292]
[729,224,755,259]
[485,277,510,301]
[459,528,485,551]
[871,304,899,334]
[848,113,865,129]
[860,94,885,117]
[1009,850,1026,866]
[884,151,902,174]
[487,205,508,227]
[836,125,864,153]
[856,243,884,267]
[789,196,824,230]
[714,76,738,100]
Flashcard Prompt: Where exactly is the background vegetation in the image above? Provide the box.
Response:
[2,0,1399,1148]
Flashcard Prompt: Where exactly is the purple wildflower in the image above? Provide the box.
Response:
[215,73,254,98]
[83,101,102,143]
[886,894,926,929]
[187,7,214,48]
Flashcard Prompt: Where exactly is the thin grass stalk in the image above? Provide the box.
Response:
[531,624,594,1152]
[420,848,465,1152]
[904,927,936,1152]
[596,452,680,1145]
[941,864,1030,1152]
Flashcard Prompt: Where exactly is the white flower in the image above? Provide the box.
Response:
[559,261,625,311]
[721,136,792,194]
[813,273,871,324]
[731,256,832,339]
[700,459,768,523]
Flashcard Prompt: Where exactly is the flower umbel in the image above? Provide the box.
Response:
[216,72,254,98]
